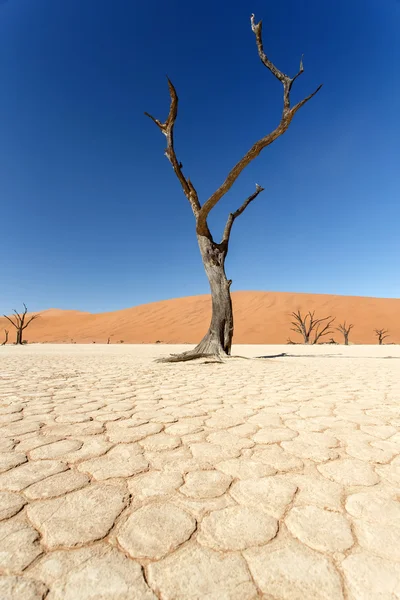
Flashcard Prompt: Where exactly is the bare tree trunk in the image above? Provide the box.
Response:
[16,329,22,345]
[165,236,232,362]
[194,236,233,356]
[344,334,349,346]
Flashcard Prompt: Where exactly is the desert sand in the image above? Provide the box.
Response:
[0,343,400,599]
[1,291,399,345]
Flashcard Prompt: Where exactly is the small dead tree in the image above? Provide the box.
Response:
[336,322,354,345]
[3,304,40,345]
[1,330,9,346]
[146,14,322,362]
[290,310,335,344]
[374,328,389,345]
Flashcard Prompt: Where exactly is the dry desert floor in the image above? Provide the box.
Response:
[0,343,400,599]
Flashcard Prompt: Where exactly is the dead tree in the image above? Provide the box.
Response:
[146,14,322,362]
[1,330,9,346]
[3,304,40,345]
[374,328,389,345]
[336,322,354,345]
[290,310,335,344]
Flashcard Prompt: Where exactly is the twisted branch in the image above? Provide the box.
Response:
[145,78,201,219]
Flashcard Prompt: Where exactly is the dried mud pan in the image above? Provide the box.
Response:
[0,343,399,599]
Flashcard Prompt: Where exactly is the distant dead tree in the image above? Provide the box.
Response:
[374,328,389,345]
[3,304,40,345]
[290,310,335,344]
[1,330,9,346]
[107,337,111,344]
[146,14,322,362]
[336,322,354,345]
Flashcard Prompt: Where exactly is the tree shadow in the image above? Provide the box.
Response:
[256,353,289,359]
[256,353,400,360]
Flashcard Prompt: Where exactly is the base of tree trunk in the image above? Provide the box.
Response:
[157,352,251,363]
[157,330,230,363]
[157,237,236,364]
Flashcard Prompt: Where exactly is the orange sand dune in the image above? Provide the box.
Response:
[0,291,399,345]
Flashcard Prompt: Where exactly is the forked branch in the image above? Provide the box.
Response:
[251,14,301,112]
[146,15,322,239]
[195,14,322,235]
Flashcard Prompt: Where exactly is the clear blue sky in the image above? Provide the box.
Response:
[1,0,399,314]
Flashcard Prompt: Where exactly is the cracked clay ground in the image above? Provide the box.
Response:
[0,344,400,600]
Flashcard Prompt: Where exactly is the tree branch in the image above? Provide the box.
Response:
[290,55,304,88]
[20,303,28,329]
[145,78,201,219]
[305,311,316,338]
[22,314,40,329]
[290,84,323,117]
[196,14,322,236]
[12,309,22,325]
[251,14,291,111]
[3,315,18,329]
[221,184,265,245]
[290,310,310,343]
[313,318,335,344]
